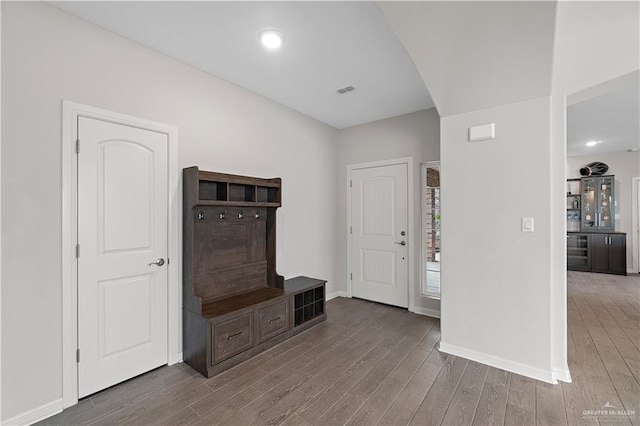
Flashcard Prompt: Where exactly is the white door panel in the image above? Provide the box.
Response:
[78,117,168,398]
[101,142,154,252]
[100,275,153,357]
[351,164,408,307]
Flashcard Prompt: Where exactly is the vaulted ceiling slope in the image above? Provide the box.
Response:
[50,1,434,129]
[377,1,557,117]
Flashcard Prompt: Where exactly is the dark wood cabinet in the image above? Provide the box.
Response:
[567,233,590,271]
[608,234,627,275]
[590,233,627,275]
[212,311,254,363]
[256,299,289,344]
[183,167,326,377]
[567,232,626,275]
[589,233,608,273]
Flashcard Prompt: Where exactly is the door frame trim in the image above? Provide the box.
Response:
[61,101,181,408]
[346,157,414,309]
[632,176,640,274]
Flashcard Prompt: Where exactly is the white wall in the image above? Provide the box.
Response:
[378,1,566,383]
[379,0,639,385]
[0,2,3,422]
[550,1,640,383]
[336,109,441,314]
[439,97,555,381]
[567,151,640,269]
[552,2,640,99]
[1,2,338,422]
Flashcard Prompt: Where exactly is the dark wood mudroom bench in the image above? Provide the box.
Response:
[182,167,326,378]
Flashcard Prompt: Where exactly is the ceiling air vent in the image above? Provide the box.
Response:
[336,86,355,95]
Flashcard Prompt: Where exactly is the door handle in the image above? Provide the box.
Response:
[227,332,242,340]
[395,241,406,246]
[148,258,165,267]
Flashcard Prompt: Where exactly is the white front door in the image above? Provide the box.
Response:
[78,117,169,398]
[351,163,409,308]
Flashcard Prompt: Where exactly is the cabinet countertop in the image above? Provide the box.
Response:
[568,231,626,235]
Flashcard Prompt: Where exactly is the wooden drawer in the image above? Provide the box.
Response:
[211,311,254,364]
[257,300,289,344]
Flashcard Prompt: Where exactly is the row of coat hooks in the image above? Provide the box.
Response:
[197,210,262,220]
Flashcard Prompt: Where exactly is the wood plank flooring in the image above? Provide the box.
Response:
[40,271,639,425]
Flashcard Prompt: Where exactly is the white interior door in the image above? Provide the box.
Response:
[78,117,168,398]
[351,163,409,308]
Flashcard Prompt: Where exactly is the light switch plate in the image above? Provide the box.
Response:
[522,217,534,232]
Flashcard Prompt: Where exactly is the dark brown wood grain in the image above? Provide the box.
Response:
[212,311,254,363]
[200,287,284,319]
[194,261,268,303]
[257,300,290,344]
[182,167,324,378]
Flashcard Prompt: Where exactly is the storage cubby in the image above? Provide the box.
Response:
[256,186,280,204]
[199,180,227,201]
[228,183,255,202]
[256,186,269,203]
[294,285,325,327]
[183,167,326,378]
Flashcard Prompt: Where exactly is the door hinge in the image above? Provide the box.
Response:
[75,139,80,154]
[167,258,170,265]
[350,226,352,234]
[76,349,80,363]
[350,180,352,188]
[75,244,80,258]
[350,273,353,280]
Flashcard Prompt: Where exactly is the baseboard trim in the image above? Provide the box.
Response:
[553,367,572,383]
[3,398,64,426]
[327,291,348,301]
[439,342,556,384]
[409,306,440,319]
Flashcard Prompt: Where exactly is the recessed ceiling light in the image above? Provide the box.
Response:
[585,140,602,147]
[258,30,284,49]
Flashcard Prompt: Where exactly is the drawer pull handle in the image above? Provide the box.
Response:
[227,332,242,340]
[268,316,281,323]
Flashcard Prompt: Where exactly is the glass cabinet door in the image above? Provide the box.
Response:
[597,176,614,230]
[567,233,590,271]
[581,178,596,229]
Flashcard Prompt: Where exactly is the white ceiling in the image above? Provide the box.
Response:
[50,1,434,129]
[567,83,640,157]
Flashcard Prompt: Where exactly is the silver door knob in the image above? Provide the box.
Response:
[395,241,406,246]
[148,258,165,266]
